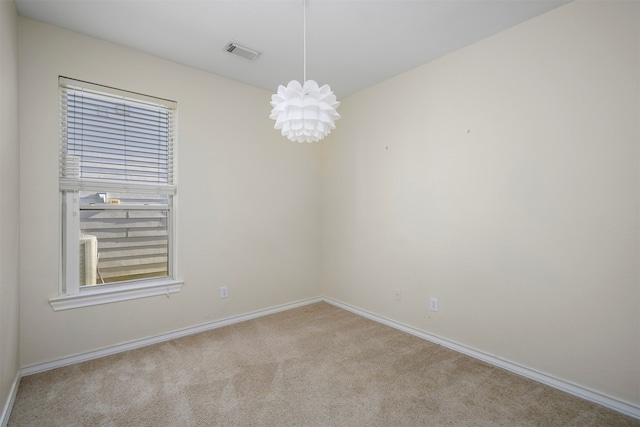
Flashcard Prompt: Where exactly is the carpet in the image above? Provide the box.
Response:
[8,302,639,426]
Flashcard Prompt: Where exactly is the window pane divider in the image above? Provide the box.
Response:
[80,203,170,210]
[60,178,176,195]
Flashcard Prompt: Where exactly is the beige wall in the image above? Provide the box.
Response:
[12,0,640,412]
[0,0,20,417]
[18,17,322,366]
[321,1,639,405]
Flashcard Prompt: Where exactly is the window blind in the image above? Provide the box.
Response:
[59,78,176,194]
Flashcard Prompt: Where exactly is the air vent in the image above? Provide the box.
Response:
[224,41,262,61]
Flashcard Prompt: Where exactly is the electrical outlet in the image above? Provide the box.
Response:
[429,297,439,312]
[220,285,228,299]
[394,289,401,301]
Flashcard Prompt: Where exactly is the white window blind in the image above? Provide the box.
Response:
[59,77,176,194]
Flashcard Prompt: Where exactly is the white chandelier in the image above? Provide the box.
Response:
[270,0,340,143]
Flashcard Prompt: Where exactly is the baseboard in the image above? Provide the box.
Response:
[21,296,322,376]
[0,370,20,427]
[322,297,640,420]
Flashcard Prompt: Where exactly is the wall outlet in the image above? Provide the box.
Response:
[393,289,401,301]
[429,297,439,312]
[220,285,228,299]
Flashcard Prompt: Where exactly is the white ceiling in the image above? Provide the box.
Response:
[14,0,570,98]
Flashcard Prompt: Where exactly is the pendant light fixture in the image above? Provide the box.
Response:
[270,0,340,143]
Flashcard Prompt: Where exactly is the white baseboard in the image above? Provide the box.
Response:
[0,370,20,427]
[21,296,322,376]
[322,297,640,420]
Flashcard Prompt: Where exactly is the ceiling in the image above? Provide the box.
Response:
[14,0,570,99]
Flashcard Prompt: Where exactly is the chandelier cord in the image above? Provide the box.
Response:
[303,0,307,82]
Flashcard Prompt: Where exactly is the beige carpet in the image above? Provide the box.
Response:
[8,302,639,426]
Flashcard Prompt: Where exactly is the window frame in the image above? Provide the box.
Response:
[51,77,182,311]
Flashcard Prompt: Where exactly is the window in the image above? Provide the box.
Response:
[51,77,182,311]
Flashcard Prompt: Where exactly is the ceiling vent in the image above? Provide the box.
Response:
[224,41,262,61]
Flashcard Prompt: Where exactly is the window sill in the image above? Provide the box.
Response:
[49,278,184,311]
